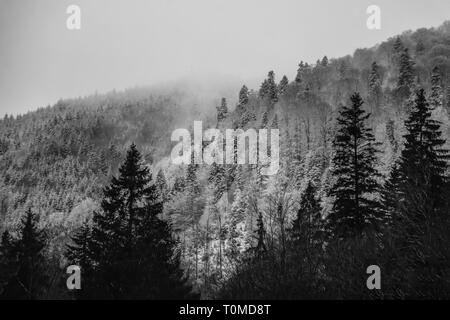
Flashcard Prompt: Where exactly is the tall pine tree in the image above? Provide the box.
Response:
[327,93,383,238]
[67,143,195,299]
[239,85,249,106]
[396,89,449,225]
[1,209,47,300]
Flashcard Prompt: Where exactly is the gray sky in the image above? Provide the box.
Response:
[1,0,449,116]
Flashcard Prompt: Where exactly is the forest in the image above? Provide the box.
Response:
[1,21,450,299]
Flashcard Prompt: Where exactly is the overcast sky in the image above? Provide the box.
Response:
[1,0,449,116]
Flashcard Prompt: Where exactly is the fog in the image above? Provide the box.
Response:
[1,0,449,115]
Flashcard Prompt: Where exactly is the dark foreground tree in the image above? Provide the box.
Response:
[66,143,196,299]
[396,89,449,225]
[383,89,450,298]
[0,231,15,296]
[1,209,47,300]
[290,181,322,247]
[327,93,383,238]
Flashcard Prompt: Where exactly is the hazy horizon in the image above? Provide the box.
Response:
[1,0,450,116]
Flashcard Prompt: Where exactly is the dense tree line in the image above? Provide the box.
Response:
[1,22,450,299]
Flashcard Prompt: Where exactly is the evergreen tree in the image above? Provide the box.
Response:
[327,93,383,238]
[290,181,322,246]
[429,66,443,109]
[393,37,403,54]
[0,231,15,295]
[261,110,269,128]
[392,89,450,297]
[368,62,382,111]
[66,221,92,272]
[295,61,311,84]
[267,71,278,102]
[397,48,414,88]
[239,85,249,106]
[217,98,228,122]
[295,61,305,83]
[278,75,289,95]
[208,162,226,203]
[0,231,13,256]
[259,71,278,102]
[74,143,195,299]
[397,89,449,225]
[386,119,398,154]
[155,169,169,201]
[1,209,47,300]
[259,79,269,98]
[321,56,329,67]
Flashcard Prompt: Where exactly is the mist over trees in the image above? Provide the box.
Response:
[1,21,450,299]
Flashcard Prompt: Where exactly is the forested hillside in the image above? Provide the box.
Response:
[1,21,450,299]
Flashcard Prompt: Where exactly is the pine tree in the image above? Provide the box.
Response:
[368,62,382,111]
[239,85,249,106]
[0,231,13,256]
[386,119,398,154]
[0,231,15,295]
[429,66,443,109]
[259,79,269,98]
[290,181,322,246]
[1,209,47,300]
[321,56,329,67]
[397,89,449,224]
[136,196,196,299]
[66,221,92,271]
[295,61,305,83]
[278,75,289,95]
[392,89,450,296]
[217,98,228,122]
[208,162,226,203]
[261,110,269,128]
[327,93,383,238]
[397,48,414,88]
[80,143,195,299]
[393,37,403,54]
[259,71,278,101]
[155,169,169,201]
[267,71,278,102]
